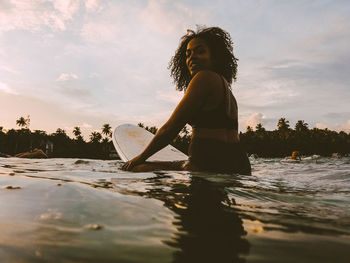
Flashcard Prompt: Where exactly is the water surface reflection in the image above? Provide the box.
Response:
[120,172,251,263]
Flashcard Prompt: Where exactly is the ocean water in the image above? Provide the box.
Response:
[0,156,349,262]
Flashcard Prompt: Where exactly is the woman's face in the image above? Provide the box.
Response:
[186,38,213,76]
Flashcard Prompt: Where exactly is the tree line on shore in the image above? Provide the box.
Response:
[0,116,114,159]
[140,118,350,158]
[241,118,349,157]
[0,116,349,159]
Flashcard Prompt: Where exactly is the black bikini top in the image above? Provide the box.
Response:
[189,75,238,130]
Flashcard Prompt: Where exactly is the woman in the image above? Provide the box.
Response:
[122,27,251,175]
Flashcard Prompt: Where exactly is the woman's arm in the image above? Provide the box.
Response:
[122,70,220,170]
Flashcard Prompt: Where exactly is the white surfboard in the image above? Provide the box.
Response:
[112,124,188,162]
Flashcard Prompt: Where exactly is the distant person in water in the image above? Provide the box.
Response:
[122,26,251,175]
[0,148,48,159]
[291,151,301,161]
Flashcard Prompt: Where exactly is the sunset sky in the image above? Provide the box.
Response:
[1,0,349,138]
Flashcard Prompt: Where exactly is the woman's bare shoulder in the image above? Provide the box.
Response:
[189,70,222,92]
[193,70,221,82]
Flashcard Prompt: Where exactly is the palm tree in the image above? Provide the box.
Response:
[25,115,30,129]
[16,115,30,129]
[255,123,266,133]
[138,123,158,135]
[73,126,83,141]
[90,131,102,143]
[295,120,309,133]
[246,126,253,133]
[101,123,112,138]
[101,137,110,157]
[180,126,191,137]
[146,126,158,135]
[16,116,27,128]
[277,118,290,131]
[277,117,291,141]
[102,137,109,143]
[55,128,66,135]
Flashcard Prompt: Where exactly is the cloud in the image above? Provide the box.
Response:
[55,73,94,102]
[286,14,350,63]
[324,112,350,121]
[315,122,328,130]
[141,0,210,35]
[0,65,20,74]
[155,89,182,105]
[88,72,101,78]
[316,120,350,133]
[82,123,92,128]
[50,0,80,21]
[79,0,210,49]
[232,1,350,128]
[0,0,349,137]
[244,113,266,130]
[0,0,80,33]
[58,87,92,99]
[338,120,350,133]
[269,60,310,70]
[0,81,18,95]
[237,75,299,109]
[56,73,78,81]
[80,20,121,44]
[130,110,174,128]
[79,2,145,48]
[85,0,102,12]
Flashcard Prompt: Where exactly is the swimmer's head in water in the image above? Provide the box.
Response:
[291,151,301,160]
[169,26,238,91]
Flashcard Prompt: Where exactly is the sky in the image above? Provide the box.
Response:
[0,0,349,139]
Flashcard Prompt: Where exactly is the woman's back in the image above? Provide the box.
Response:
[189,73,238,131]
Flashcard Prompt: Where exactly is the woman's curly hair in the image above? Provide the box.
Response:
[169,26,238,91]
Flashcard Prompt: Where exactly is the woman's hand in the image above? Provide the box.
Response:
[121,155,145,171]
